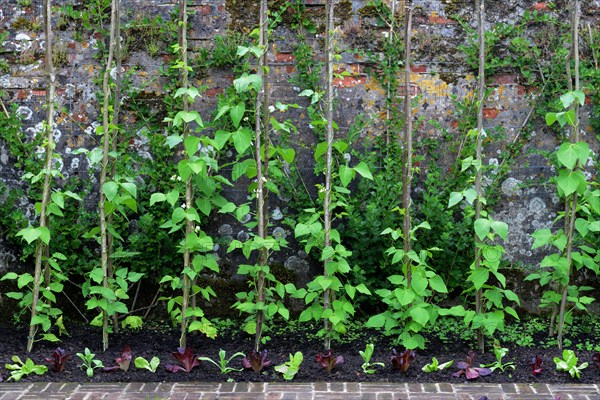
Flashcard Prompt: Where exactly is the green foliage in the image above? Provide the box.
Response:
[134,356,160,373]
[77,348,104,378]
[366,218,448,350]
[4,356,47,381]
[553,349,588,379]
[359,343,384,374]
[447,127,520,339]
[422,357,454,373]
[198,349,245,374]
[274,352,303,381]
[481,341,515,373]
[525,91,599,336]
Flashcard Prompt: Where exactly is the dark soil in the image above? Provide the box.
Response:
[1,320,599,384]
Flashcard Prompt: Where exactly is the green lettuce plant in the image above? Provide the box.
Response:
[5,356,47,381]
[554,349,588,379]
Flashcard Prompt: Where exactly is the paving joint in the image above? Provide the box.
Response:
[0,382,599,400]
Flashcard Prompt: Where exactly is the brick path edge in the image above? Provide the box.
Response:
[0,382,599,400]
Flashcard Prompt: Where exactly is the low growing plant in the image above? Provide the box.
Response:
[241,350,270,373]
[316,350,344,372]
[275,352,303,381]
[45,348,70,373]
[134,356,160,373]
[422,357,454,373]
[5,356,48,381]
[452,350,492,380]
[77,348,104,378]
[198,349,245,374]
[481,341,515,373]
[359,343,385,374]
[553,349,588,379]
[102,345,133,372]
[531,355,543,376]
[165,347,200,373]
[391,349,415,373]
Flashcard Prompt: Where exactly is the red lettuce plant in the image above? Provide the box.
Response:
[316,350,344,372]
[165,347,200,373]
[452,350,492,380]
[45,348,70,373]
[531,354,543,376]
[242,350,271,372]
[391,349,415,373]
[103,346,133,372]
[592,352,600,369]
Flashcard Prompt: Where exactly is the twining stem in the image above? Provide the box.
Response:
[323,0,335,352]
[253,0,270,353]
[99,0,118,352]
[474,0,485,353]
[27,0,56,353]
[557,0,580,350]
[107,0,122,335]
[401,2,413,287]
[178,0,192,349]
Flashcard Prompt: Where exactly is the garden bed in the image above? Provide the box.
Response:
[1,318,599,384]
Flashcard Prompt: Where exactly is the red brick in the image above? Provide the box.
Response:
[193,4,211,15]
[533,2,550,11]
[31,90,47,97]
[410,65,427,73]
[333,76,366,88]
[286,65,295,73]
[483,107,499,119]
[16,90,28,99]
[428,13,453,24]
[205,87,224,98]
[492,74,519,85]
[274,52,295,63]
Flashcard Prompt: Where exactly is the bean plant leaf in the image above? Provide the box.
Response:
[448,191,463,208]
[556,170,586,197]
[557,142,590,170]
[474,218,491,241]
[353,162,373,180]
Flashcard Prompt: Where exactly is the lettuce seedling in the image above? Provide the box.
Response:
[316,350,344,372]
[553,349,588,379]
[531,355,543,376]
[103,345,133,372]
[275,352,303,381]
[241,350,270,373]
[422,357,453,373]
[452,350,492,380]
[165,347,200,373]
[391,349,415,373]
[45,348,70,373]
[134,356,160,373]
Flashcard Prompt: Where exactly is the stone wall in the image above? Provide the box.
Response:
[0,0,599,313]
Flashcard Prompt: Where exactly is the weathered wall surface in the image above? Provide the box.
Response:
[0,0,599,313]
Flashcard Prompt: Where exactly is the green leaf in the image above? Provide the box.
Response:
[469,267,489,290]
[233,73,262,93]
[165,134,183,148]
[448,192,463,208]
[545,112,558,126]
[474,218,491,241]
[150,193,166,206]
[557,142,590,170]
[556,169,586,197]
[339,165,354,187]
[491,220,508,241]
[103,181,119,202]
[314,142,328,161]
[230,103,245,128]
[184,135,201,158]
[278,148,295,164]
[365,313,387,328]
[531,228,552,249]
[429,274,448,293]
[409,307,430,326]
[232,127,252,154]
[353,162,373,180]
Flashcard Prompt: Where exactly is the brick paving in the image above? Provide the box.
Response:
[0,382,599,400]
